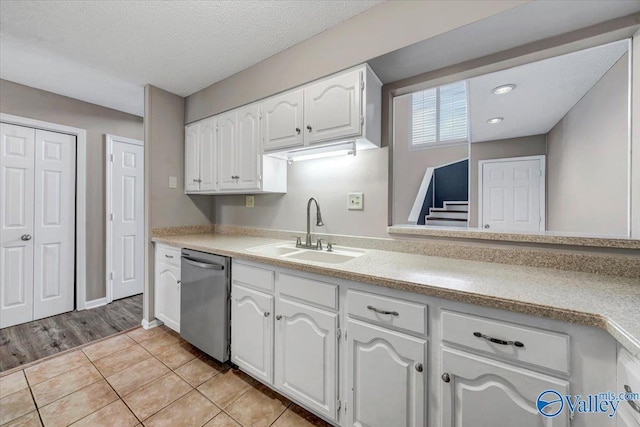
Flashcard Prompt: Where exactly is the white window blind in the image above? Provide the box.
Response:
[411,81,468,147]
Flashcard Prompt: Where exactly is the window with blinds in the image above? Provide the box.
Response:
[411,81,468,147]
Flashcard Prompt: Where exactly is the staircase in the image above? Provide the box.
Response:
[425,201,468,227]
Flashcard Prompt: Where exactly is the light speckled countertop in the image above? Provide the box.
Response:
[152,233,640,359]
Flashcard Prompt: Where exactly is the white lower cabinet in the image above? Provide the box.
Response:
[346,318,426,427]
[154,244,181,332]
[275,297,339,421]
[231,283,273,384]
[442,347,569,427]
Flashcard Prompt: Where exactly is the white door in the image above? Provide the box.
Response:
[231,283,273,384]
[236,105,261,191]
[480,157,544,232]
[184,123,199,193]
[217,112,237,190]
[108,136,144,301]
[304,69,362,145]
[275,297,338,421]
[347,319,426,427]
[442,347,569,427]
[1,123,35,328]
[199,118,217,192]
[33,129,76,320]
[262,89,304,152]
[154,262,180,332]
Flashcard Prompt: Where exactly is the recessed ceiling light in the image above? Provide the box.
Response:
[492,84,516,95]
[487,117,504,124]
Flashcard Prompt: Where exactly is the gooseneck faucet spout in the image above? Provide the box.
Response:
[305,197,323,247]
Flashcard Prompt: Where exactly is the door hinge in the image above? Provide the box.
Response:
[259,112,262,120]
[360,80,364,91]
[110,154,114,162]
[337,399,341,411]
[337,328,341,341]
[345,402,347,414]
[344,329,347,341]
[109,213,113,221]
[360,116,364,126]
[109,272,113,280]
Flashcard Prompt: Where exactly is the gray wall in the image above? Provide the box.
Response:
[0,79,143,301]
[392,94,469,224]
[547,53,628,236]
[469,135,547,228]
[185,0,527,123]
[215,148,389,238]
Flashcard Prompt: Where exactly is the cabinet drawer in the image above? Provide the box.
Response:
[233,262,275,292]
[347,290,427,336]
[278,273,337,311]
[156,245,181,268]
[618,348,640,425]
[441,310,569,374]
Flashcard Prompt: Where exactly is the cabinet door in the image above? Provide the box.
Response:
[275,297,338,421]
[184,123,200,193]
[231,283,273,384]
[262,90,304,151]
[217,112,237,190]
[199,118,217,192]
[236,105,261,191]
[347,319,426,427]
[442,347,569,427]
[304,69,362,145]
[155,263,180,332]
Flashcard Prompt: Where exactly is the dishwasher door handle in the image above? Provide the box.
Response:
[181,256,225,270]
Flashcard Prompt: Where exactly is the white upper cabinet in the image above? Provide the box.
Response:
[304,69,362,145]
[236,104,261,191]
[217,111,238,190]
[262,89,304,152]
[184,123,200,193]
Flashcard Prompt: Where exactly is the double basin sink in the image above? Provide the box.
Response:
[247,242,366,264]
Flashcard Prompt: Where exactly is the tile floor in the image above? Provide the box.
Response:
[0,326,331,427]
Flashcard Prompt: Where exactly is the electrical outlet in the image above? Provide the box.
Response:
[245,195,255,208]
[168,176,177,189]
[347,192,363,210]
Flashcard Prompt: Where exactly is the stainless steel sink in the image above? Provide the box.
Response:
[246,243,365,264]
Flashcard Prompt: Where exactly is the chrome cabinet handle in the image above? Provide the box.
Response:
[473,331,524,348]
[367,305,399,316]
[264,312,270,317]
[165,254,174,259]
[295,128,301,134]
[21,234,31,241]
[442,373,450,383]
[276,315,282,320]
[415,363,423,372]
[306,125,312,132]
[624,385,640,413]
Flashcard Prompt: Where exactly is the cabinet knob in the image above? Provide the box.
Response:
[21,234,32,241]
[177,280,181,284]
[306,125,312,132]
[295,127,301,135]
[264,312,270,317]
[415,363,423,372]
[441,373,450,383]
[484,224,490,229]
[193,178,198,182]
[624,385,640,414]
[276,314,282,320]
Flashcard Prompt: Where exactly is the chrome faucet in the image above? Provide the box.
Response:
[296,197,324,249]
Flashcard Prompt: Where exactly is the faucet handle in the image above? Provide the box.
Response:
[326,242,333,252]
[316,239,323,250]
[295,237,302,247]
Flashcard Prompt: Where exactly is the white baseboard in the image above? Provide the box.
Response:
[84,297,108,310]
[141,318,164,330]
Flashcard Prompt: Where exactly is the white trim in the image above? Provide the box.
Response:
[84,297,108,310]
[477,155,546,232]
[0,113,88,310]
[105,134,144,304]
[626,38,633,239]
[141,318,164,330]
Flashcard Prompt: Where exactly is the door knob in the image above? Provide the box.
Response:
[21,234,31,241]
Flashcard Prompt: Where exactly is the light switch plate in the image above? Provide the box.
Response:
[245,195,255,208]
[168,176,177,189]
[348,192,363,210]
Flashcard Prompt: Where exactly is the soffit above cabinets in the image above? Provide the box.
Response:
[0,0,383,116]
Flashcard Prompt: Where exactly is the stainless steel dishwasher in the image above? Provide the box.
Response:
[180,249,230,362]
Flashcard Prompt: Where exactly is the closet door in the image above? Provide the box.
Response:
[0,123,35,328]
[32,129,76,320]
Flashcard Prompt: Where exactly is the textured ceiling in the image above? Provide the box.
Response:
[0,0,383,116]
[468,40,629,143]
